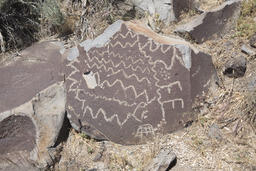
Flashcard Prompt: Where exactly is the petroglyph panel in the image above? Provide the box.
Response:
[66,21,216,144]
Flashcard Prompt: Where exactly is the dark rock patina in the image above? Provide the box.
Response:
[65,20,216,145]
[0,115,38,171]
[0,115,36,154]
[175,0,241,44]
[0,41,64,113]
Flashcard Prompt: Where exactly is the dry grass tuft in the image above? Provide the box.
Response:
[236,0,256,38]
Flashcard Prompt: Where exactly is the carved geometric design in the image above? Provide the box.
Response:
[66,21,215,144]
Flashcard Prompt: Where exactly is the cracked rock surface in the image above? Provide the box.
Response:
[0,41,66,169]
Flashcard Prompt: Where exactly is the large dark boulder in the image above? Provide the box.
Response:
[175,0,241,43]
[65,20,216,145]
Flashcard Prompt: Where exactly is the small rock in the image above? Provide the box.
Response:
[87,168,97,171]
[249,33,256,48]
[93,142,105,162]
[93,162,107,170]
[145,148,177,171]
[223,41,234,50]
[93,153,102,162]
[241,44,256,56]
[208,123,222,140]
[247,76,256,92]
[223,55,247,78]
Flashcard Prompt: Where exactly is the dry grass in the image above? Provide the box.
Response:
[236,0,256,38]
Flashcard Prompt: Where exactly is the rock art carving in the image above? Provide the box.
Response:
[0,41,66,169]
[175,0,241,43]
[65,20,216,144]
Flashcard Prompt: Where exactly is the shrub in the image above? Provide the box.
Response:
[0,0,41,51]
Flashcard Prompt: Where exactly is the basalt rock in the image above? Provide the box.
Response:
[65,20,216,145]
[0,41,66,169]
[223,55,247,78]
[131,0,194,24]
[175,0,241,43]
[250,33,256,48]
[241,44,256,56]
[145,148,177,171]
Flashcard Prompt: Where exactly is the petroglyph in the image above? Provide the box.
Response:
[66,20,216,144]
[135,124,155,139]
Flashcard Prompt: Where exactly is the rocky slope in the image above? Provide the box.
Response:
[0,0,256,170]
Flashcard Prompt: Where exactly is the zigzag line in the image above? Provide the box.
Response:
[79,89,140,107]
[89,62,115,75]
[161,44,173,54]
[87,30,137,57]
[85,53,153,84]
[112,29,137,41]
[66,62,81,91]
[106,69,150,84]
[109,38,139,49]
[99,79,151,103]
[88,54,148,73]
[85,51,150,75]
[67,62,153,103]
[83,101,149,127]
[89,48,109,57]
[109,51,149,68]
[88,60,151,84]
[100,73,149,100]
